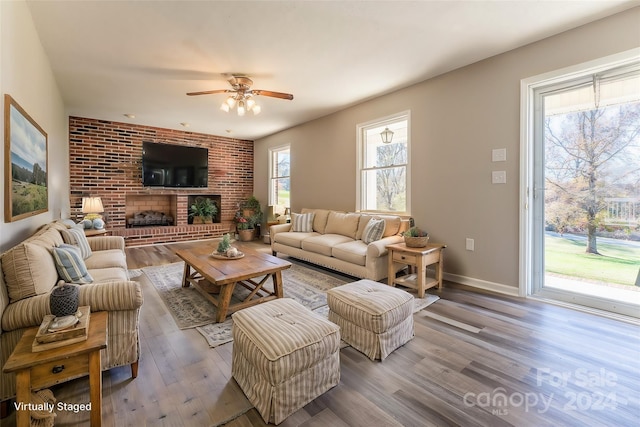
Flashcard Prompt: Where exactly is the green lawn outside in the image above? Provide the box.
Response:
[545,234,640,286]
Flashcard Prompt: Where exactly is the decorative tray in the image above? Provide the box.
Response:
[211,252,245,260]
[32,306,91,352]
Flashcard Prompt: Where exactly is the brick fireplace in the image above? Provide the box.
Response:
[69,117,253,246]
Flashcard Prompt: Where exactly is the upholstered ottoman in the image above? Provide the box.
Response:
[327,279,414,361]
[231,298,341,425]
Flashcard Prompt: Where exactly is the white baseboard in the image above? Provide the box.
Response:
[443,272,520,297]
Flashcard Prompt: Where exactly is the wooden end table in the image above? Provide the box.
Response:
[3,311,108,427]
[386,242,447,297]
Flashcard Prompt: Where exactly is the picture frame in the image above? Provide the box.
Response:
[4,94,48,222]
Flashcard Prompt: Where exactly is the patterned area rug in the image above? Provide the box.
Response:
[139,261,439,348]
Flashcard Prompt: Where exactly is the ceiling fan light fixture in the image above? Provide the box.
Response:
[220,102,230,112]
[237,100,246,116]
[226,96,236,108]
[246,98,256,110]
[252,104,261,115]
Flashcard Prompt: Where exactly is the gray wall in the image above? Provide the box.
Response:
[254,8,640,294]
[0,0,68,252]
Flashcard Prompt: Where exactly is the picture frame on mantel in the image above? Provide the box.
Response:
[4,94,48,222]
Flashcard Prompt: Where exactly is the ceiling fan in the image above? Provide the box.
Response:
[186,75,293,116]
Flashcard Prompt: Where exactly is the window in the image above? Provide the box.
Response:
[269,145,290,208]
[357,112,410,214]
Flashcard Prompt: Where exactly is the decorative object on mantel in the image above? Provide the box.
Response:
[49,281,79,317]
[190,197,218,224]
[403,226,429,247]
[81,196,104,221]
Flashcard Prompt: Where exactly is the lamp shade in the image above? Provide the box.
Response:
[82,197,104,214]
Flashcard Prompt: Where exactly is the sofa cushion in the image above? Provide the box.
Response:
[1,242,58,303]
[362,218,386,244]
[29,227,64,249]
[291,212,315,232]
[84,249,128,270]
[273,231,318,248]
[88,267,129,282]
[301,208,332,234]
[59,226,93,259]
[324,212,360,239]
[302,234,354,257]
[378,215,403,237]
[52,244,93,284]
[332,240,367,266]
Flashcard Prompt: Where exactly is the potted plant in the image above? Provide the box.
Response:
[403,226,429,247]
[190,197,218,224]
[235,196,263,239]
[236,217,254,241]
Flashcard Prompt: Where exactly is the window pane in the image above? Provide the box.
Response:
[274,150,290,178]
[274,177,290,206]
[362,167,406,212]
[364,122,407,168]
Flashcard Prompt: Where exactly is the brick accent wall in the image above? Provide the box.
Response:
[69,117,254,246]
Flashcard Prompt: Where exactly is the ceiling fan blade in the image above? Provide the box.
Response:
[252,90,294,100]
[186,89,232,96]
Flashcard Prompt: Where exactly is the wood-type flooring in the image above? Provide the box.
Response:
[2,239,638,426]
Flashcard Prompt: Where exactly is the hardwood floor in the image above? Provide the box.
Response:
[2,239,638,426]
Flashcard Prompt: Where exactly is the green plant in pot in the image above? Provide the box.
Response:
[403,226,429,247]
[190,198,218,224]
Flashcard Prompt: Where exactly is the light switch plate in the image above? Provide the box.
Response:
[492,148,507,162]
[492,171,506,184]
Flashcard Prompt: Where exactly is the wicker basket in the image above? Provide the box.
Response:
[404,235,429,248]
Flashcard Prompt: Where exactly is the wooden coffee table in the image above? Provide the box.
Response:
[174,244,292,323]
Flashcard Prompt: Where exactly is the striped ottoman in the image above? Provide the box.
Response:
[231,298,341,425]
[327,279,414,361]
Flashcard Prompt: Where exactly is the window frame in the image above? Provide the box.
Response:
[268,144,291,208]
[356,111,411,215]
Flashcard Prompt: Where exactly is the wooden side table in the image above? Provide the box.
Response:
[3,311,108,427]
[386,242,447,297]
[84,228,108,237]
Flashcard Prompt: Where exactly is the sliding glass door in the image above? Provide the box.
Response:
[525,57,640,317]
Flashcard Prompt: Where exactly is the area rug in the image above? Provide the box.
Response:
[139,261,439,348]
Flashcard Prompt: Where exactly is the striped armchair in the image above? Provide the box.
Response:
[0,222,143,411]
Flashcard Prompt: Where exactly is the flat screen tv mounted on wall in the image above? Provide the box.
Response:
[142,141,208,187]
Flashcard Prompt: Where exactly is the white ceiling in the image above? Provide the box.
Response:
[26,0,638,140]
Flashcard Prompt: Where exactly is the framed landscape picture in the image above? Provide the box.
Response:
[4,94,48,222]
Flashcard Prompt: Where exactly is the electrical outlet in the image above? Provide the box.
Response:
[492,171,506,184]
[466,238,474,251]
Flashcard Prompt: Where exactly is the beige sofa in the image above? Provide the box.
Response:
[0,221,143,407]
[271,209,409,281]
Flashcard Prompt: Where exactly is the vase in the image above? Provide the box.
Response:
[238,229,254,241]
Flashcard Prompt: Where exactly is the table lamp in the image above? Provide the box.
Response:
[81,197,104,221]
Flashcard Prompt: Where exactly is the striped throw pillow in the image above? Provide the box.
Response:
[51,244,93,284]
[60,226,93,259]
[291,212,315,232]
[362,218,386,244]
